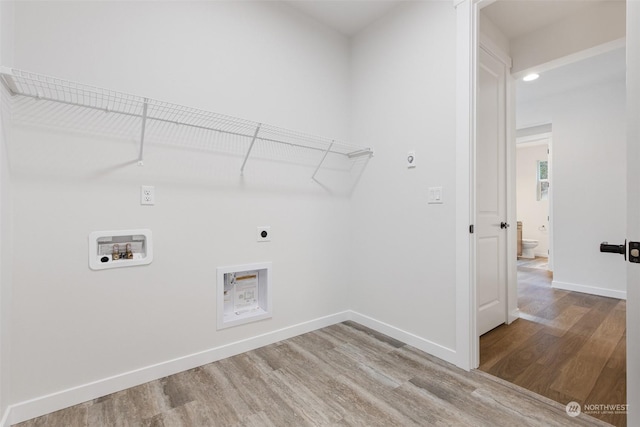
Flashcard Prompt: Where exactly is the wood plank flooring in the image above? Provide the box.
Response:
[517,257,549,270]
[15,321,609,426]
[480,262,626,427]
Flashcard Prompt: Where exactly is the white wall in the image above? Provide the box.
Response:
[0,0,14,423]
[510,1,625,75]
[480,10,509,56]
[13,1,350,135]
[8,0,354,408]
[518,76,627,299]
[349,1,457,354]
[516,143,549,257]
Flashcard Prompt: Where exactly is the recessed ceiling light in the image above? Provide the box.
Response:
[523,73,540,82]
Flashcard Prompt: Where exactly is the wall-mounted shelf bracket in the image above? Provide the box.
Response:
[347,148,374,158]
[312,141,334,181]
[240,123,262,175]
[0,67,18,94]
[138,98,149,166]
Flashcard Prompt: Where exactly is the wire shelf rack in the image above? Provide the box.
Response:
[0,66,373,177]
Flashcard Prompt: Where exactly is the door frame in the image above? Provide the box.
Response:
[454,0,514,370]
[626,2,639,426]
[456,0,638,423]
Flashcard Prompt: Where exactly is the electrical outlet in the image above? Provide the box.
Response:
[141,185,155,205]
[257,226,271,242]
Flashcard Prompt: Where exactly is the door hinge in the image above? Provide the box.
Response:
[469,224,474,234]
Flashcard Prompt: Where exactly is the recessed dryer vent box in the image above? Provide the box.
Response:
[89,229,153,270]
[217,262,272,330]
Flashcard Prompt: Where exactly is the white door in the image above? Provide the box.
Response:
[627,1,639,424]
[477,47,508,336]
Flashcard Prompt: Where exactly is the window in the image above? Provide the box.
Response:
[537,160,549,200]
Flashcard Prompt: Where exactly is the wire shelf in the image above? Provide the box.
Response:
[0,66,373,175]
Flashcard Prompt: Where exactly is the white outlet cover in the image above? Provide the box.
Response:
[407,151,416,168]
[141,185,155,205]
[257,226,271,242]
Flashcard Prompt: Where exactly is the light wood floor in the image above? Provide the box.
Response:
[16,321,609,427]
[517,256,549,270]
[480,262,626,427]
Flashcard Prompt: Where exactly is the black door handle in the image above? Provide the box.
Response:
[500,222,510,229]
[600,240,627,261]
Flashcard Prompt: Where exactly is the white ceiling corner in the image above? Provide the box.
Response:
[286,0,402,36]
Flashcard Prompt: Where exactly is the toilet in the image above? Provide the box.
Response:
[521,239,539,259]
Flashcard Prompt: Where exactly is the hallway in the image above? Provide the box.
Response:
[479,263,626,426]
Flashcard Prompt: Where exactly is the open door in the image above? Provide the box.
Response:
[575,1,639,422]
[626,1,639,424]
[476,46,508,336]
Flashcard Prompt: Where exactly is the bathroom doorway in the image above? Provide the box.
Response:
[515,131,552,272]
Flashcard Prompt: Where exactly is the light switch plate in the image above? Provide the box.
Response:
[428,187,443,204]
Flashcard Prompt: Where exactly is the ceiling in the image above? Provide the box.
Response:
[482,0,599,40]
[287,0,401,36]
[516,46,626,108]
[482,1,626,111]
[288,0,623,40]
[285,0,626,114]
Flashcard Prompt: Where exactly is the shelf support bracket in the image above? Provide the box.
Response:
[347,148,373,158]
[312,141,334,181]
[138,98,149,166]
[0,68,18,95]
[240,123,262,175]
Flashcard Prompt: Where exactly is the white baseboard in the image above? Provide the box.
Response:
[552,280,626,300]
[8,310,459,425]
[0,407,10,427]
[348,311,457,365]
[508,308,520,324]
[9,311,350,425]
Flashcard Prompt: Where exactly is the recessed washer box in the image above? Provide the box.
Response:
[217,262,272,329]
[89,229,153,270]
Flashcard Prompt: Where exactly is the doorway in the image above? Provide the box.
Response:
[515,132,551,270]
[456,0,640,424]
[470,2,628,426]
